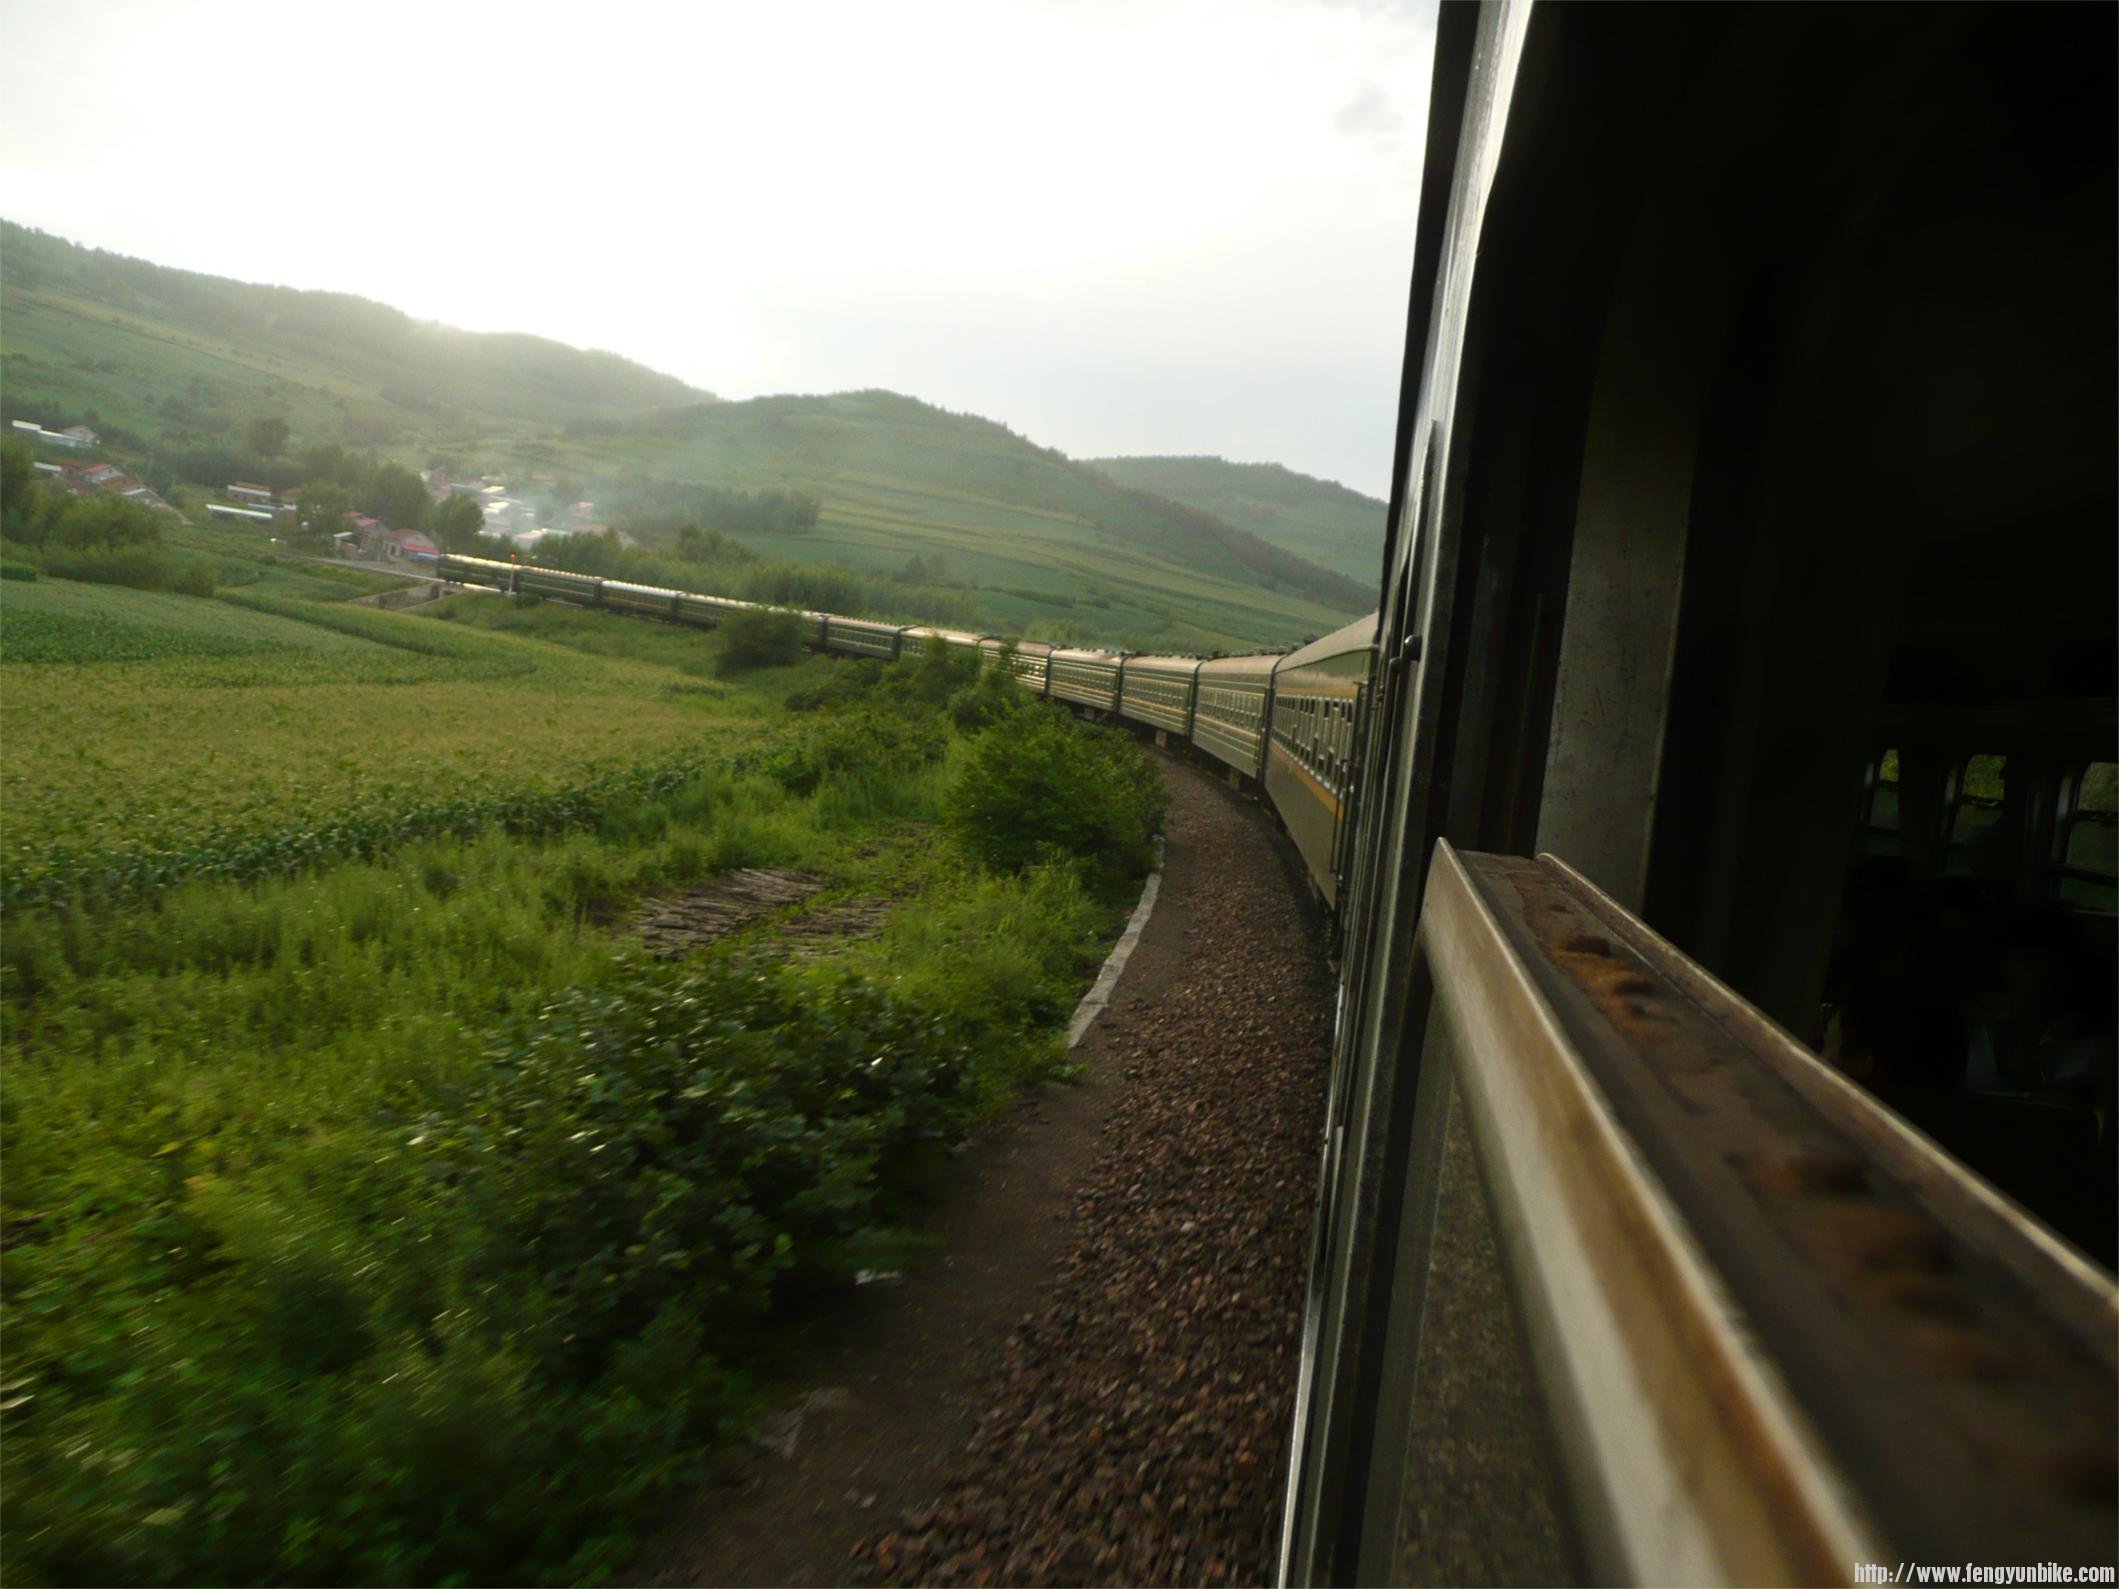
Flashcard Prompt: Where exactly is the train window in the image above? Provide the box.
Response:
[1942,752,2008,876]
[2056,761,2117,910]
[1859,749,1903,857]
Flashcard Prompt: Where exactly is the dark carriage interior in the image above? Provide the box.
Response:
[1420,4,2116,1265]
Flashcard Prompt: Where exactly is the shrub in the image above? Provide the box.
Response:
[946,705,1167,894]
[947,670,1020,733]
[36,546,216,597]
[715,607,810,675]
[5,955,994,1586]
[1,558,37,581]
[762,705,947,797]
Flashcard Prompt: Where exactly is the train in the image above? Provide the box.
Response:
[439,8,2119,1569]
[433,552,1381,915]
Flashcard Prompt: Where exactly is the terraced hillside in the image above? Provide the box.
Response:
[536,392,1369,651]
[1085,455,1387,588]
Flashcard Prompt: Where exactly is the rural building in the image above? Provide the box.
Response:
[228,482,272,502]
[10,418,97,450]
[208,502,274,523]
[384,529,440,563]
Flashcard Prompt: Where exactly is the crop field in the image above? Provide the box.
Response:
[0,578,789,905]
[0,592,1160,1585]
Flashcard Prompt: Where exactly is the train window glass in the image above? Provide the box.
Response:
[1943,753,2008,876]
[2057,761,2118,909]
[1860,749,1903,857]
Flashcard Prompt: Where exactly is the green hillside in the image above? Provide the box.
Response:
[0,221,709,452]
[536,393,1369,650]
[1086,455,1387,589]
[1,221,1369,651]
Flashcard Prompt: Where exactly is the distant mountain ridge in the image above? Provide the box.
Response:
[1,220,711,441]
[561,392,1370,618]
[0,221,1369,649]
[1086,455,1386,588]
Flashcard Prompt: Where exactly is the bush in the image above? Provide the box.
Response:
[715,607,810,675]
[946,705,1167,894]
[36,545,217,597]
[5,954,994,1586]
[1,558,37,581]
[762,705,948,797]
[948,670,1020,733]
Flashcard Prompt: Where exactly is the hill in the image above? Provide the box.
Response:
[1085,455,1386,588]
[540,393,1370,649]
[0,222,1368,650]
[0,221,710,452]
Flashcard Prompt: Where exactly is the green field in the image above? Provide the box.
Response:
[0,584,1161,1584]
[0,578,764,901]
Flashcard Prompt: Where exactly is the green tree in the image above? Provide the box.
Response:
[244,415,291,457]
[361,463,430,531]
[299,483,355,544]
[1,436,33,528]
[431,493,486,551]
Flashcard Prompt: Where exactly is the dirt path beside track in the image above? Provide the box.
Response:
[627,752,1335,1588]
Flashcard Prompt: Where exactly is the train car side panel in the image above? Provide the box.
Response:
[1120,655,1202,737]
[1192,654,1279,778]
[1049,649,1123,711]
[1264,617,1378,907]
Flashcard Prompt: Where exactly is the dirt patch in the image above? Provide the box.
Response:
[777,899,898,960]
[635,869,828,957]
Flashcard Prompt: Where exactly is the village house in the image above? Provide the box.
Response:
[227,481,273,502]
[11,418,98,450]
[385,528,440,564]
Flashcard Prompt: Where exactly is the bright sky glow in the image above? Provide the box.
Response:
[1,0,1434,496]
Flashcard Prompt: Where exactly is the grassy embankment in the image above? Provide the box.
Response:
[1,578,1164,1584]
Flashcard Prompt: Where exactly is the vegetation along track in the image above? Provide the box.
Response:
[843,757,1335,1587]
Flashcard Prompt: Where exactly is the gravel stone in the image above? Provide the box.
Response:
[852,766,1334,1586]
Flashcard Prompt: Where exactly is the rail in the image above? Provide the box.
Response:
[1303,843,2118,1585]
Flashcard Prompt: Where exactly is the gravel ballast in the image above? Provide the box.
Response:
[853,761,1335,1587]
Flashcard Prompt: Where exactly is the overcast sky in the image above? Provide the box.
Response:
[1,0,1434,498]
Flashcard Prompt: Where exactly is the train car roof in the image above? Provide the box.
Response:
[1124,653,1204,675]
[1278,613,1380,671]
[1195,651,1284,681]
[1049,646,1126,662]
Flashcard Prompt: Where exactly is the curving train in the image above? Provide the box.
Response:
[434,552,1378,910]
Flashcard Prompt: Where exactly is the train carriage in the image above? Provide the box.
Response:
[599,579,685,619]
[823,616,902,659]
[898,626,985,660]
[436,552,510,591]
[980,637,1053,694]
[1048,648,1125,712]
[1263,616,1375,908]
[1117,655,1202,739]
[516,564,600,602]
[1190,653,1280,780]
[673,590,752,628]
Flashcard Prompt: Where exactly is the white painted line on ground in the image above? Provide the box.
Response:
[1066,840,1164,1049]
